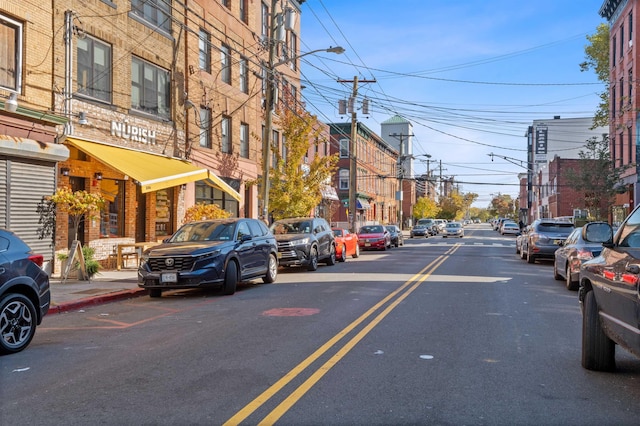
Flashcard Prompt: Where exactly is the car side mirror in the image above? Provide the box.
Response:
[240,234,252,242]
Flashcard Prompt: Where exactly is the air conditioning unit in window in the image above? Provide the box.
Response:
[630,39,633,48]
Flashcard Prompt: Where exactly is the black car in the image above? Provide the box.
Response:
[0,229,50,355]
[520,219,574,264]
[385,225,404,247]
[578,216,640,371]
[138,218,278,297]
[270,217,336,271]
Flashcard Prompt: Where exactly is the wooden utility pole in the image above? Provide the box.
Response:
[337,76,375,232]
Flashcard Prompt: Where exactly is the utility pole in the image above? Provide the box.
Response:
[337,76,375,232]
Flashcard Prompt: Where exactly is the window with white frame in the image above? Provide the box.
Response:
[131,57,170,119]
[339,139,349,158]
[221,115,231,153]
[240,0,248,24]
[77,35,111,102]
[221,44,231,84]
[131,0,171,32]
[199,107,211,148]
[289,32,298,71]
[261,2,269,39]
[339,169,349,190]
[239,56,248,93]
[0,15,22,92]
[199,29,211,72]
[240,122,249,158]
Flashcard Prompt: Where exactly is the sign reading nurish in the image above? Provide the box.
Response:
[111,121,157,145]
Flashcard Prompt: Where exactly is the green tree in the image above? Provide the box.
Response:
[267,95,339,220]
[580,23,610,128]
[438,190,466,220]
[565,135,626,220]
[48,187,105,242]
[490,193,516,219]
[412,196,440,219]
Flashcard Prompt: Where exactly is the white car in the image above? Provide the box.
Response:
[501,222,521,235]
[443,222,464,238]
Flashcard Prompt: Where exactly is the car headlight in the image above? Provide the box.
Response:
[290,237,310,246]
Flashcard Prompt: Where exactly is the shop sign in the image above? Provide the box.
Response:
[111,121,157,145]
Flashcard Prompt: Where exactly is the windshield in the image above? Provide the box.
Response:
[360,225,384,234]
[333,229,343,237]
[271,220,312,235]
[170,221,235,242]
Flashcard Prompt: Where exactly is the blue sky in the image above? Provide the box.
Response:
[297,0,607,208]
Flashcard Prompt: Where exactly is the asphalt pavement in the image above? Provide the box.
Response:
[48,268,144,314]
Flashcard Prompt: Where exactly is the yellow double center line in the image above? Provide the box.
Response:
[224,244,460,425]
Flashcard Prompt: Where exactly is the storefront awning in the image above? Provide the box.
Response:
[64,138,239,200]
[0,135,69,162]
[356,199,371,210]
[204,172,241,202]
[320,185,339,201]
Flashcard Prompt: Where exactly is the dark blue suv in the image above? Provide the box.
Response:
[0,229,51,355]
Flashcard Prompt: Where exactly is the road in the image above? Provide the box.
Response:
[2,224,640,425]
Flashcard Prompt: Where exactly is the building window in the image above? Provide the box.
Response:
[131,0,171,32]
[613,35,617,66]
[629,68,633,104]
[131,57,170,119]
[195,181,239,217]
[199,29,211,72]
[340,138,349,158]
[271,130,279,167]
[240,122,249,158]
[239,56,248,93]
[199,107,211,148]
[619,132,624,167]
[282,135,287,167]
[628,126,633,165]
[77,35,112,102]
[261,2,269,39]
[630,12,634,42]
[99,179,125,238]
[621,24,625,55]
[612,85,616,117]
[221,115,231,153]
[289,32,298,71]
[620,77,624,111]
[221,44,231,84]
[0,15,23,91]
[261,63,267,95]
[339,169,349,190]
[240,0,248,23]
[222,0,230,8]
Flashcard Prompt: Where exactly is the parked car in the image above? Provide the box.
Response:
[138,218,278,297]
[0,229,50,355]
[409,224,429,238]
[553,223,609,291]
[443,221,464,238]
[358,225,392,251]
[578,218,640,371]
[500,222,521,236]
[416,218,437,235]
[270,217,336,271]
[520,219,574,264]
[332,228,360,262]
[434,219,447,234]
[385,225,404,247]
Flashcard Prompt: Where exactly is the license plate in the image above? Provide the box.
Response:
[277,252,282,259]
[554,240,562,245]
[161,272,177,283]
[365,243,371,247]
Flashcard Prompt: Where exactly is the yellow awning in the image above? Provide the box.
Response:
[64,138,238,200]
[204,171,241,202]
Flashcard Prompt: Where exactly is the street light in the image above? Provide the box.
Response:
[260,36,344,222]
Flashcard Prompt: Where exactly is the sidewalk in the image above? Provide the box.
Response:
[48,269,146,314]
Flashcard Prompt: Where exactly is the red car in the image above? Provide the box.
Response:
[357,225,392,251]
[332,228,360,262]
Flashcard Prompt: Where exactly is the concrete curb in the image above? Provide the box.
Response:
[48,288,148,315]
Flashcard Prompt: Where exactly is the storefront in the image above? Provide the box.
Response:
[56,136,241,270]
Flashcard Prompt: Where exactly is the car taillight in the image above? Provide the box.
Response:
[28,254,44,267]
[576,249,594,261]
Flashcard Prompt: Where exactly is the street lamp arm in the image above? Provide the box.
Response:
[272,46,345,68]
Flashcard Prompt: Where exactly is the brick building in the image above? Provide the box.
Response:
[1,0,312,273]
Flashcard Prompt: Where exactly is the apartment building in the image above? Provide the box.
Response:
[600,0,639,222]
[328,122,398,230]
[0,0,305,272]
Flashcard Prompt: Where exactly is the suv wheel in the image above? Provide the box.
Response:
[262,254,278,283]
[307,246,319,271]
[325,244,336,266]
[582,290,615,371]
[222,260,238,295]
[0,293,37,355]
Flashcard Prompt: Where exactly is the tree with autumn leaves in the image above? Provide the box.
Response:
[264,94,339,221]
